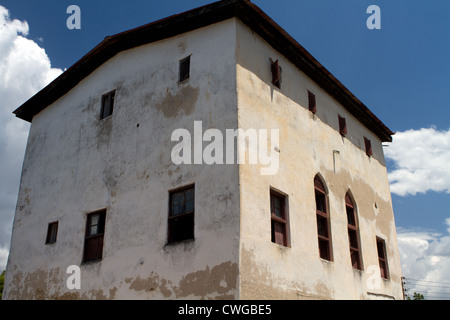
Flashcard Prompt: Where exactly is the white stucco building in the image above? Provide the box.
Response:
[4,0,403,300]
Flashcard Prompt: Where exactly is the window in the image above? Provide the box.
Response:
[308,91,316,114]
[346,193,363,270]
[314,176,332,261]
[45,221,58,244]
[179,56,191,82]
[377,237,390,279]
[100,90,115,120]
[364,137,373,157]
[83,210,106,263]
[168,185,195,244]
[338,115,347,136]
[270,190,288,247]
[270,58,282,89]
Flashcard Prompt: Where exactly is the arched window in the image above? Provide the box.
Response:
[314,175,332,261]
[346,192,363,270]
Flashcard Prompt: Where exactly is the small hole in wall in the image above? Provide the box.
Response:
[374,202,378,209]
[137,123,140,128]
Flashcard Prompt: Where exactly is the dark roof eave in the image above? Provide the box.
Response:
[235,0,394,142]
[13,0,394,142]
[13,0,239,122]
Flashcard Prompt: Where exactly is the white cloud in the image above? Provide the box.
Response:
[0,245,8,271]
[384,127,450,196]
[0,6,63,256]
[397,220,450,300]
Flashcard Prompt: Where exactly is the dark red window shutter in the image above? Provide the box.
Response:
[345,193,353,208]
[273,222,285,245]
[364,137,373,156]
[83,236,104,262]
[314,177,326,193]
[314,176,332,261]
[308,91,316,114]
[270,191,288,247]
[339,115,347,136]
[377,238,389,279]
[83,210,106,263]
[270,59,281,88]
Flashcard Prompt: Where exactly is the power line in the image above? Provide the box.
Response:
[403,277,450,300]
[423,295,450,300]
[404,278,448,286]
[408,282,450,289]
[420,291,450,296]
[405,277,450,286]
[404,290,450,300]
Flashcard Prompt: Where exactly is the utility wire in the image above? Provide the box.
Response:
[405,277,450,286]
[423,295,450,299]
[407,280,450,288]
[408,283,450,289]
[403,277,450,300]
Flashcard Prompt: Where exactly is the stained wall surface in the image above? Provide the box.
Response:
[236,20,403,300]
[4,17,402,300]
[4,19,240,300]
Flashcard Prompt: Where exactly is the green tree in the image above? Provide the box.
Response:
[406,292,425,300]
[0,270,5,300]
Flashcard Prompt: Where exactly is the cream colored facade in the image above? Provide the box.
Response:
[236,20,402,299]
[4,0,402,300]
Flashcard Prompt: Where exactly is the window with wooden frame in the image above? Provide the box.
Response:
[45,221,59,245]
[270,190,288,247]
[377,237,390,279]
[82,209,106,263]
[179,56,191,82]
[314,176,332,261]
[168,185,195,244]
[364,137,373,157]
[308,90,316,114]
[338,115,347,136]
[270,58,282,89]
[346,193,363,270]
[100,90,115,120]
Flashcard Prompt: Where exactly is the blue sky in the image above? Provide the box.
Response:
[0,0,449,299]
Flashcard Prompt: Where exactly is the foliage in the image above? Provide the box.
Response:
[406,292,425,300]
[0,270,5,300]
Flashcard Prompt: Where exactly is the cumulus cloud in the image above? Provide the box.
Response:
[0,245,8,271]
[0,5,63,264]
[385,127,450,196]
[397,220,450,300]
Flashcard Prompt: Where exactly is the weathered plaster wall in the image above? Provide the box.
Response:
[236,20,402,300]
[4,19,240,300]
[4,16,402,301]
